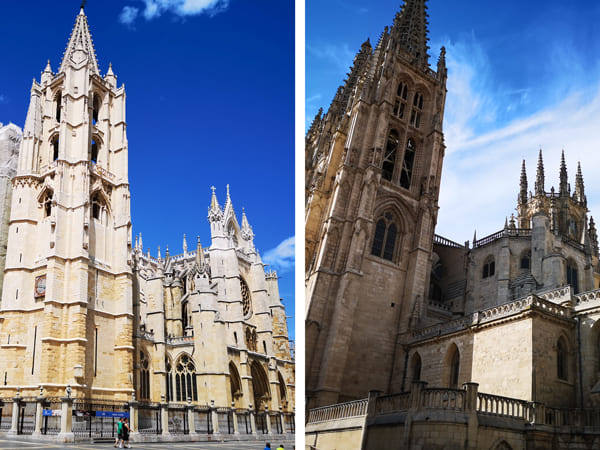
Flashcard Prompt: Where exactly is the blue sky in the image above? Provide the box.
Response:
[307,0,600,244]
[0,1,295,339]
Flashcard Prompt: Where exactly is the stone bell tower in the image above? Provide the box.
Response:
[0,7,133,399]
[305,0,448,407]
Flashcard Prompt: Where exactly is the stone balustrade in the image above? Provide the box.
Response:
[374,393,409,414]
[306,399,368,424]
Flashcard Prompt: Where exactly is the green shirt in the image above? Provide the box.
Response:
[117,421,123,433]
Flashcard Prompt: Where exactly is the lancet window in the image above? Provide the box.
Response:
[55,91,62,123]
[399,138,416,189]
[51,135,59,161]
[557,337,568,381]
[393,82,408,119]
[139,351,150,400]
[91,139,98,163]
[382,130,399,182]
[41,190,53,218]
[91,192,105,221]
[410,91,424,128]
[566,260,579,294]
[92,93,100,126]
[371,212,397,261]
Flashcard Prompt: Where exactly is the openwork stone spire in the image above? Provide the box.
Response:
[391,0,430,67]
[59,7,99,75]
[559,150,569,196]
[535,149,545,196]
[575,161,585,204]
[519,159,528,204]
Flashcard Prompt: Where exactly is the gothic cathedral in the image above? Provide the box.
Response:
[0,7,294,418]
[305,0,447,408]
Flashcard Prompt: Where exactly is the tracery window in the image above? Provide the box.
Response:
[371,212,397,261]
[172,354,198,402]
[139,351,150,400]
[240,278,252,318]
[557,337,568,381]
[166,358,173,402]
[566,260,579,294]
[393,81,408,119]
[410,91,424,128]
[399,138,416,189]
[482,257,495,279]
[382,130,399,182]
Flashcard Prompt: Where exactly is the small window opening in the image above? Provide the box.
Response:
[482,258,495,279]
[263,341,267,354]
[52,136,59,161]
[92,94,100,125]
[91,140,98,163]
[55,92,62,123]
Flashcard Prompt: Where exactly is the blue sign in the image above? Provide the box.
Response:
[42,409,61,417]
[95,411,129,418]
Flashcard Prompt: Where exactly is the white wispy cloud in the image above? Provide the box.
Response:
[119,6,139,25]
[119,0,228,25]
[263,236,295,274]
[307,43,355,73]
[435,35,600,244]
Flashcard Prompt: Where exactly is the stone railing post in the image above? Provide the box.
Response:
[265,406,272,434]
[128,400,139,440]
[232,403,239,435]
[57,396,74,442]
[33,392,45,436]
[403,381,428,449]
[249,404,257,435]
[160,397,170,436]
[409,381,428,410]
[187,400,196,434]
[531,402,546,425]
[366,390,382,418]
[210,400,220,435]
[463,382,479,412]
[463,382,480,450]
[360,390,382,450]
[8,396,20,435]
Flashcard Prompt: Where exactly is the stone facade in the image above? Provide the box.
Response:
[306,0,600,448]
[0,7,294,420]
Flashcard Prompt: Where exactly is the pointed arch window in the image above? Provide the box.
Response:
[51,135,59,161]
[278,371,287,407]
[55,91,62,123]
[399,138,416,189]
[445,345,460,388]
[139,351,150,400]
[92,93,100,126]
[557,337,568,381]
[393,82,408,119]
[91,139,98,164]
[173,354,198,402]
[229,362,243,402]
[371,212,398,261]
[382,130,399,182]
[410,352,422,383]
[410,91,424,128]
[566,260,579,294]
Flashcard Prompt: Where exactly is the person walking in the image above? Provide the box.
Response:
[114,418,123,448]
[276,445,285,450]
[122,418,132,448]
[264,443,271,450]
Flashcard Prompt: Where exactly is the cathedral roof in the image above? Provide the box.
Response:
[59,7,99,75]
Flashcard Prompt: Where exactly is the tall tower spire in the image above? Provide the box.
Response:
[575,161,585,204]
[59,7,99,75]
[535,149,545,196]
[519,159,528,205]
[559,150,569,196]
[391,0,430,67]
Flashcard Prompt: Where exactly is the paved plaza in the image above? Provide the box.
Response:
[0,437,296,449]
